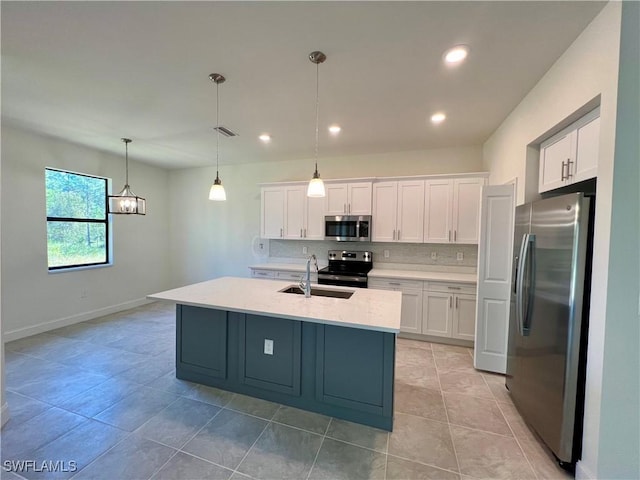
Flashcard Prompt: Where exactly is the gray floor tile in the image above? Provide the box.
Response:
[225,394,279,420]
[308,438,386,480]
[272,405,331,435]
[325,419,389,453]
[386,455,460,480]
[394,383,448,422]
[136,397,221,448]
[145,372,199,397]
[388,413,458,472]
[150,451,232,480]
[19,420,128,480]
[181,384,234,408]
[182,409,268,469]
[71,434,176,480]
[57,377,140,417]
[93,386,179,432]
[3,391,51,427]
[443,392,512,436]
[117,357,175,385]
[105,334,174,357]
[58,345,150,376]
[1,407,86,459]
[237,422,323,480]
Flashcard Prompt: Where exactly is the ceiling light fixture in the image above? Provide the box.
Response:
[443,45,470,65]
[208,73,227,201]
[108,138,146,215]
[328,125,341,135]
[307,50,327,198]
[259,134,271,143]
[431,112,447,124]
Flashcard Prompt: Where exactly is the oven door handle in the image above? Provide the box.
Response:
[318,274,367,283]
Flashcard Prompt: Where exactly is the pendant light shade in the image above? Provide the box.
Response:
[209,73,227,201]
[108,138,146,215]
[307,51,326,198]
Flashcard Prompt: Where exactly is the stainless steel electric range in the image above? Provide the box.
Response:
[317,250,373,288]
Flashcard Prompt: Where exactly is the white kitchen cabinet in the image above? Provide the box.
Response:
[372,180,424,243]
[261,185,325,240]
[325,181,372,215]
[369,278,422,334]
[251,268,276,279]
[422,282,476,341]
[424,177,484,244]
[261,187,285,239]
[539,108,600,193]
[249,267,316,283]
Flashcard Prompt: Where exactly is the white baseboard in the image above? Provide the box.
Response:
[575,460,595,480]
[1,402,9,428]
[2,297,154,342]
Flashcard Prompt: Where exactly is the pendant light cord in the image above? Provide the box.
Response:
[314,61,320,172]
[124,140,129,186]
[216,79,220,179]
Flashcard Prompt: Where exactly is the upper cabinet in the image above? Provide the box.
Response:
[325,182,372,216]
[539,107,600,193]
[424,177,485,244]
[261,185,325,240]
[372,180,424,243]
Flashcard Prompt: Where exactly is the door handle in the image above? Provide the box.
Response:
[561,160,567,181]
[455,297,458,309]
[566,159,574,179]
[344,203,347,214]
[449,296,452,308]
[397,230,401,240]
[517,234,535,336]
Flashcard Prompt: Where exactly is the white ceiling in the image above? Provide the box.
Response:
[1,1,606,170]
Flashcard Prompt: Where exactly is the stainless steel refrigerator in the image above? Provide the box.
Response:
[506,192,593,466]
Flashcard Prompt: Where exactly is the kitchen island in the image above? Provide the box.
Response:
[149,277,402,430]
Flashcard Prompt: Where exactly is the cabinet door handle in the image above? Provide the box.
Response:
[561,160,567,181]
[566,159,574,178]
[300,229,303,238]
[393,230,396,240]
[449,296,452,308]
[397,230,401,240]
[344,203,347,214]
[304,228,307,237]
[448,230,451,242]
[455,297,459,309]
[454,230,457,242]
[280,228,283,238]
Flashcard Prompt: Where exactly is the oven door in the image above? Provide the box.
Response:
[324,215,371,242]
[317,273,368,288]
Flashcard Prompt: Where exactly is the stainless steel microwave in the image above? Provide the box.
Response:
[324,215,372,242]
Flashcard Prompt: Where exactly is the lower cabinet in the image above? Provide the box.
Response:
[175,304,395,430]
[423,282,477,342]
[368,278,422,334]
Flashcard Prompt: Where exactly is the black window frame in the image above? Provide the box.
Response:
[46,168,111,271]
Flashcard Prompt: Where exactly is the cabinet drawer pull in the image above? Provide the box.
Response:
[566,159,574,178]
[447,286,461,290]
[389,282,401,286]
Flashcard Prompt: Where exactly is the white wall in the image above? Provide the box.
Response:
[482,3,633,478]
[597,1,640,476]
[1,125,173,340]
[169,146,483,287]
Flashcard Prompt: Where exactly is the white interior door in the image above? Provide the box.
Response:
[474,184,515,373]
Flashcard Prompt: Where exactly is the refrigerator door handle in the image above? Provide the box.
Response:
[515,234,528,336]
[523,234,536,335]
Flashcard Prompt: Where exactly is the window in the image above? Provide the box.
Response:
[46,168,110,270]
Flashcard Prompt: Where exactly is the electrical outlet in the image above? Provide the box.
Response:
[457,252,464,261]
[259,243,264,250]
[264,339,274,355]
[431,252,437,260]
[383,250,390,258]
[302,246,308,254]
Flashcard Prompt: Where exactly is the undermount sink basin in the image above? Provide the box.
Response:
[279,285,354,299]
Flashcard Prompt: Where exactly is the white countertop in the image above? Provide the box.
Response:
[368,269,477,284]
[148,277,402,333]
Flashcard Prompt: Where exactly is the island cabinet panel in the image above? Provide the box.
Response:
[177,305,227,379]
[239,315,301,395]
[175,304,395,430]
[315,325,394,416]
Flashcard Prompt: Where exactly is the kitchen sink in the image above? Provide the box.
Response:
[279,285,354,299]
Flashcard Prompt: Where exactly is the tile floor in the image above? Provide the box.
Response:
[1,302,572,480]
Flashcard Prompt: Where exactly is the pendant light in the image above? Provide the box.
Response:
[307,51,326,198]
[108,138,146,215]
[208,73,227,201]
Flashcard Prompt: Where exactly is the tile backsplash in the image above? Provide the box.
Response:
[269,240,477,268]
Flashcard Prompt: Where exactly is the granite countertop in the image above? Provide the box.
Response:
[148,277,402,333]
[368,269,477,283]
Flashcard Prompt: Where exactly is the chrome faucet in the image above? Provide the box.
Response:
[299,254,318,298]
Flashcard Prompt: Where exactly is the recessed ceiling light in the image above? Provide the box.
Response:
[431,112,446,124]
[259,134,271,143]
[443,45,470,65]
[328,125,341,134]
